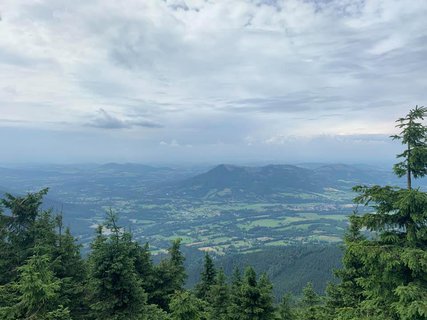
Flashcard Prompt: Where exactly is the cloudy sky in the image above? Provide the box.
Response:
[0,0,426,164]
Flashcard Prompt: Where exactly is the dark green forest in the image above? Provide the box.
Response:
[1,107,427,319]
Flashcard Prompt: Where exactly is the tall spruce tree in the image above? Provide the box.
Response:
[227,267,243,320]
[7,252,67,319]
[195,253,217,300]
[278,293,295,320]
[299,282,321,320]
[209,269,229,320]
[257,273,275,320]
[0,189,85,318]
[0,188,49,283]
[392,106,427,189]
[233,267,275,320]
[325,214,366,319]
[149,239,186,311]
[87,211,146,319]
[330,106,427,319]
[169,291,205,320]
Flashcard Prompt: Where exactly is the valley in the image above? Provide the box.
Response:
[0,162,407,255]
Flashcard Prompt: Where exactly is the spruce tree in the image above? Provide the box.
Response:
[52,226,87,318]
[330,106,427,319]
[257,273,275,320]
[9,252,65,319]
[227,267,243,320]
[209,269,229,320]
[392,105,427,189]
[278,293,295,320]
[234,267,275,320]
[325,214,365,319]
[195,253,217,300]
[299,282,320,320]
[0,188,49,282]
[149,239,186,311]
[87,211,146,319]
[169,291,205,320]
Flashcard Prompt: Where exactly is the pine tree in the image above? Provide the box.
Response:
[196,253,217,300]
[209,269,229,320]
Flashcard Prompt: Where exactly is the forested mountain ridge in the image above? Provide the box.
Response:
[166,163,397,200]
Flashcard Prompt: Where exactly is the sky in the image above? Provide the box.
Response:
[0,0,426,165]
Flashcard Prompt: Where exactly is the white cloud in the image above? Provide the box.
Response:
[0,0,426,162]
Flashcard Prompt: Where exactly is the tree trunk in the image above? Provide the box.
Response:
[407,143,412,190]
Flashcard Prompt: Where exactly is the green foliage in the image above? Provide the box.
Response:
[208,269,229,320]
[298,282,321,320]
[146,304,172,320]
[0,188,50,283]
[278,293,295,320]
[148,239,187,311]
[326,107,427,320]
[227,267,243,320]
[195,253,217,300]
[45,305,73,320]
[169,291,206,320]
[231,267,275,320]
[392,106,427,188]
[87,210,147,319]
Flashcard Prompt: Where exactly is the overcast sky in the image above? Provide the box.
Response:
[0,0,426,165]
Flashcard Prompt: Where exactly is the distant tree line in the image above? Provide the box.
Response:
[0,106,426,319]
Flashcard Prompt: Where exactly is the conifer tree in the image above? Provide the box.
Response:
[209,269,229,320]
[0,188,49,282]
[392,105,427,189]
[149,239,186,311]
[227,267,243,320]
[195,253,217,300]
[169,291,205,320]
[10,252,66,319]
[299,282,320,320]
[330,106,427,319]
[257,273,275,320]
[278,293,295,320]
[325,214,365,319]
[234,267,275,320]
[133,242,155,292]
[169,239,186,289]
[87,211,146,319]
[52,225,87,318]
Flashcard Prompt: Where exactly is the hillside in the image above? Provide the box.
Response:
[185,245,342,298]
[164,163,396,200]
